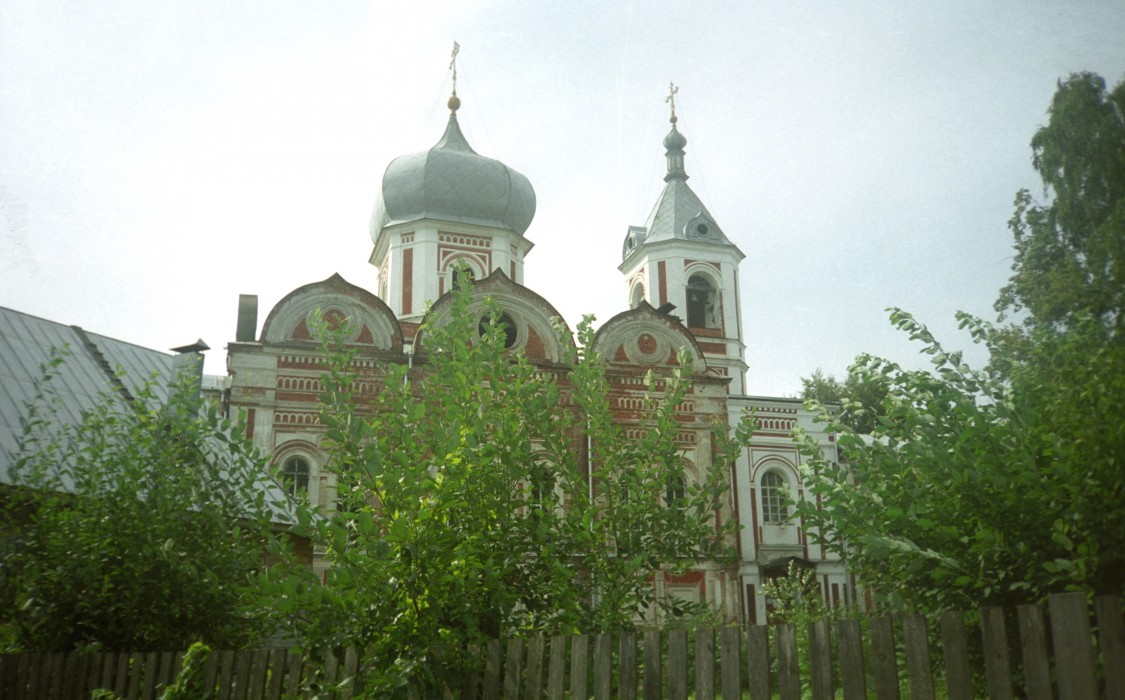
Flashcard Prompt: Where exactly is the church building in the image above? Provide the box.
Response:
[224,84,852,626]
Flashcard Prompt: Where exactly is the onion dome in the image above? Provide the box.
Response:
[370,99,536,241]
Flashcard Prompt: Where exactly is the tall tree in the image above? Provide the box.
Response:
[1,356,289,652]
[796,73,1125,613]
[997,72,1125,335]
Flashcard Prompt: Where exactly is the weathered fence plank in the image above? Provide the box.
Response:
[482,638,501,700]
[695,627,715,700]
[547,635,566,700]
[1097,594,1125,700]
[526,635,545,699]
[114,657,129,697]
[720,627,741,700]
[593,633,612,700]
[809,619,833,700]
[234,650,254,700]
[127,651,144,700]
[503,637,523,700]
[283,652,301,699]
[618,630,637,700]
[642,628,662,700]
[142,651,159,700]
[902,614,934,700]
[869,615,900,700]
[246,649,269,700]
[1050,591,1098,700]
[776,623,799,700]
[980,607,1013,700]
[746,624,770,700]
[939,610,972,700]
[217,650,237,700]
[1017,603,1051,700]
[667,628,687,700]
[568,634,587,700]
[836,618,866,700]
[266,649,287,700]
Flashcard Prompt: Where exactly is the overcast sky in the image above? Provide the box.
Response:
[2,1,1124,397]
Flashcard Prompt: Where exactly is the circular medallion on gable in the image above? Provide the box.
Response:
[309,304,363,343]
[625,329,672,365]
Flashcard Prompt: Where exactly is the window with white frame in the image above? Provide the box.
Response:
[761,471,789,524]
[281,455,311,500]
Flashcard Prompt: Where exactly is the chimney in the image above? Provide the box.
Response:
[236,294,258,342]
[170,339,209,402]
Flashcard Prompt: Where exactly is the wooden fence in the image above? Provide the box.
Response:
[1,591,1121,699]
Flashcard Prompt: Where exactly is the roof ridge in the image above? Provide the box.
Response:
[69,325,134,402]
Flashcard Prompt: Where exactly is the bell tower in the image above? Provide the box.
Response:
[619,85,747,393]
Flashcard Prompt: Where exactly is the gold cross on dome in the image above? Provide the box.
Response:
[450,41,461,94]
[665,82,679,122]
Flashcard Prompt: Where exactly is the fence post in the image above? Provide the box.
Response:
[569,634,588,700]
[1017,604,1051,700]
[902,615,934,700]
[869,615,900,700]
[695,627,715,700]
[618,630,637,700]
[668,628,687,700]
[503,637,523,700]
[526,636,546,699]
[720,627,742,700]
[938,610,971,700]
[746,624,770,700]
[836,618,866,700]
[808,619,833,700]
[482,638,502,700]
[547,635,566,700]
[642,629,662,700]
[776,623,799,700]
[1096,595,1125,700]
[1049,591,1097,700]
[593,633,612,699]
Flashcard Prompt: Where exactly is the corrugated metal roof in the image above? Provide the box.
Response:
[0,307,155,478]
[0,306,297,524]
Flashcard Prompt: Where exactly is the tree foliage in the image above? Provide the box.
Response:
[997,72,1125,335]
[0,353,287,652]
[798,367,888,433]
[798,311,1125,612]
[270,275,748,694]
[797,72,1125,613]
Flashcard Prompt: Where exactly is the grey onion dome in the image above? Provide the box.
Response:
[663,123,687,151]
[370,113,536,241]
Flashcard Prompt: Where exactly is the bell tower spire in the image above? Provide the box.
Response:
[663,82,688,181]
[619,86,748,393]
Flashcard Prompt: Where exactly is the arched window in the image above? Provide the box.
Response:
[630,283,646,309]
[452,265,476,289]
[761,471,789,524]
[686,274,719,329]
[281,456,310,499]
[665,474,686,508]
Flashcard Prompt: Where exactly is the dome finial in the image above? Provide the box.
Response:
[665,81,679,124]
[447,41,461,113]
[662,83,687,181]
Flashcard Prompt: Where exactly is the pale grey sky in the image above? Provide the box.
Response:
[2,1,1124,397]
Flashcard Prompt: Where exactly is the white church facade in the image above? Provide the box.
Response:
[224,87,853,626]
